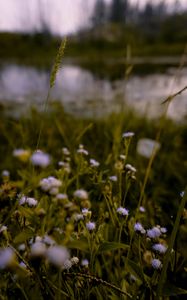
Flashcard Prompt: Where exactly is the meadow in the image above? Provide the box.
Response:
[0,41,187,299]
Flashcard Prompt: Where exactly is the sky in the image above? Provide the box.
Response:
[0,0,186,35]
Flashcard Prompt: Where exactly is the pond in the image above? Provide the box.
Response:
[0,63,187,120]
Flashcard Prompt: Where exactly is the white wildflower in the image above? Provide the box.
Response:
[18,244,26,252]
[90,159,100,167]
[109,175,118,182]
[130,274,137,282]
[27,197,38,207]
[77,149,89,155]
[160,227,167,234]
[30,150,51,168]
[134,222,145,234]
[117,207,129,216]
[151,258,162,269]
[62,147,70,156]
[19,196,27,205]
[137,138,160,159]
[49,187,59,195]
[147,227,161,239]
[82,208,91,216]
[119,155,126,160]
[71,257,79,265]
[73,213,84,221]
[35,236,43,243]
[139,206,146,213]
[86,221,96,231]
[180,191,185,197]
[0,225,7,233]
[0,247,15,269]
[58,161,71,173]
[13,149,30,161]
[81,259,89,267]
[122,132,134,138]
[19,196,38,207]
[46,246,70,268]
[152,244,167,254]
[62,259,72,270]
[43,235,56,246]
[19,261,27,269]
[2,170,10,177]
[74,189,88,200]
[77,145,88,155]
[40,176,62,192]
[56,193,68,200]
[125,164,137,173]
[30,242,46,257]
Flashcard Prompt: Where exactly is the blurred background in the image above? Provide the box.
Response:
[0,0,187,119]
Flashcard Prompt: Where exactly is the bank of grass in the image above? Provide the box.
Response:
[0,32,186,74]
[0,102,187,299]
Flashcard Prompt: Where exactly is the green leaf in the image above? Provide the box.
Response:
[14,228,34,244]
[67,239,88,252]
[161,283,187,296]
[98,242,129,253]
[19,206,34,218]
[126,259,145,283]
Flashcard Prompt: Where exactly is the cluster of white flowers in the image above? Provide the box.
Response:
[160,227,167,234]
[13,149,29,158]
[71,256,79,265]
[122,132,135,138]
[125,164,137,173]
[31,242,47,257]
[81,259,89,267]
[139,206,146,213]
[18,244,26,251]
[46,246,70,268]
[30,241,74,270]
[55,193,68,200]
[40,176,62,195]
[62,259,72,270]
[19,195,38,207]
[74,189,88,200]
[86,221,96,231]
[62,147,70,156]
[73,213,84,222]
[0,247,15,270]
[152,243,167,254]
[77,144,89,156]
[19,261,27,269]
[109,175,118,182]
[13,149,30,162]
[82,208,91,216]
[147,227,162,239]
[58,161,71,173]
[137,138,160,159]
[0,225,7,234]
[2,170,10,177]
[119,154,126,161]
[134,222,146,234]
[151,258,162,269]
[90,159,100,167]
[30,150,51,168]
[117,207,129,216]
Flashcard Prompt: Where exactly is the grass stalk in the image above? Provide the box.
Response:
[156,186,187,297]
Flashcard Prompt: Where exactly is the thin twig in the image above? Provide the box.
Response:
[162,85,187,104]
[156,187,187,297]
[64,272,132,298]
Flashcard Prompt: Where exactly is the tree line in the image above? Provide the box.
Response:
[91,0,187,44]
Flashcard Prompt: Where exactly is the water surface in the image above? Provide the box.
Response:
[0,63,187,120]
